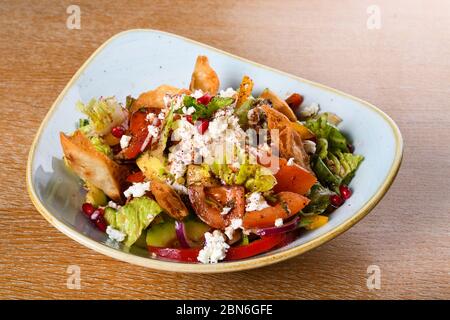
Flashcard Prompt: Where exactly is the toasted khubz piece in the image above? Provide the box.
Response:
[259,88,297,121]
[60,131,129,202]
[189,56,220,95]
[261,105,312,172]
[235,75,254,108]
[150,180,189,220]
[131,85,190,113]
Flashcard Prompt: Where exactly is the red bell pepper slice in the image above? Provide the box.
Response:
[148,233,289,263]
[126,171,145,183]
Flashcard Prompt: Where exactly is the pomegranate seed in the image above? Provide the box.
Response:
[339,185,352,200]
[186,115,193,124]
[330,194,344,208]
[197,119,209,134]
[197,93,212,105]
[81,203,95,217]
[111,126,125,138]
[94,215,108,232]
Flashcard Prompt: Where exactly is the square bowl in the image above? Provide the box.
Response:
[27,29,403,273]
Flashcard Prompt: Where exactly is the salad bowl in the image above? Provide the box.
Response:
[26,29,403,273]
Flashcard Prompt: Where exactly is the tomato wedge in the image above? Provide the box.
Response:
[273,157,317,195]
[126,171,145,183]
[242,192,310,229]
[147,234,288,263]
[122,109,152,159]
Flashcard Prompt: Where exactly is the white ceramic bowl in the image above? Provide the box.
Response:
[27,29,403,273]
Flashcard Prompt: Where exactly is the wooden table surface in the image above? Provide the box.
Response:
[1,0,449,300]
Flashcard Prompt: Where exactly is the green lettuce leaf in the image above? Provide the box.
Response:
[305,113,349,153]
[302,183,334,215]
[76,97,127,135]
[107,196,163,247]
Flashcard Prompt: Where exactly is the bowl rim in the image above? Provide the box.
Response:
[26,28,403,273]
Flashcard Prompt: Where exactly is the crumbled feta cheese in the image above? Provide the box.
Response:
[220,206,232,216]
[182,106,196,115]
[299,102,319,118]
[274,218,283,227]
[107,201,121,210]
[146,112,157,122]
[287,158,295,166]
[147,125,160,139]
[245,192,270,212]
[171,182,189,195]
[106,226,126,242]
[168,107,247,179]
[158,111,166,120]
[191,89,204,99]
[197,230,230,264]
[224,218,243,239]
[163,94,172,108]
[219,87,237,98]
[123,181,151,198]
[303,140,317,154]
[120,134,131,149]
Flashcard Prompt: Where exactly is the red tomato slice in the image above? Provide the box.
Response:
[147,233,288,263]
[122,109,151,159]
[126,171,145,183]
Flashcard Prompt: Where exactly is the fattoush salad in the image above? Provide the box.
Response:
[60,56,363,263]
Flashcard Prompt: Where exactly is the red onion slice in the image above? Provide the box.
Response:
[175,221,191,248]
[255,216,300,237]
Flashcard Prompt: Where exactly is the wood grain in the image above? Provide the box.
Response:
[1,0,449,299]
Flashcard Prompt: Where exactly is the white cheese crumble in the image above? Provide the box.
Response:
[197,230,230,264]
[299,102,319,118]
[274,218,283,227]
[106,226,126,242]
[287,157,295,166]
[224,218,243,240]
[245,192,270,212]
[145,112,157,122]
[303,140,317,154]
[147,125,160,139]
[107,201,121,210]
[220,206,232,216]
[168,107,246,179]
[182,106,196,115]
[219,87,237,98]
[191,89,204,99]
[120,134,131,149]
[123,181,151,198]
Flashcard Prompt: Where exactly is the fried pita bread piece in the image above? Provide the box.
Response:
[189,56,219,95]
[259,88,297,121]
[262,104,314,140]
[261,105,312,172]
[150,180,189,220]
[60,131,129,202]
[131,85,190,113]
[235,75,254,108]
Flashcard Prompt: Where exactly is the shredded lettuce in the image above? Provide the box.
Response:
[105,196,163,247]
[234,98,255,127]
[88,136,112,157]
[76,97,127,135]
